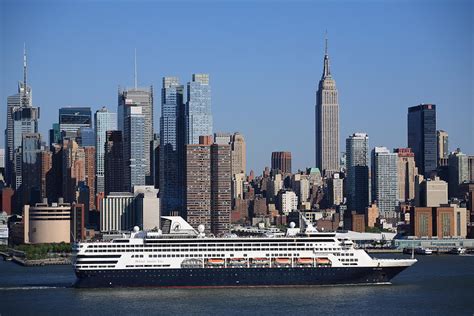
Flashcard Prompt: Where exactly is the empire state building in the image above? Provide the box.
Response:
[315,38,339,176]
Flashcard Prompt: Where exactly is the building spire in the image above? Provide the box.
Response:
[134,48,137,89]
[23,43,27,90]
[325,29,328,56]
[322,32,331,78]
[21,43,30,107]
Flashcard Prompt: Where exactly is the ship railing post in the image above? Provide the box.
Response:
[269,257,272,268]
[291,256,294,268]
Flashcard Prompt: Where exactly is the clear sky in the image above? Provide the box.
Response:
[1,0,473,173]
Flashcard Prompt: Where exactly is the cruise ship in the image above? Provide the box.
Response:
[73,216,417,288]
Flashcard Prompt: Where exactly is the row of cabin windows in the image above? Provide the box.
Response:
[125,264,171,268]
[333,253,355,256]
[145,253,300,258]
[77,265,115,268]
[85,248,316,253]
[85,242,332,249]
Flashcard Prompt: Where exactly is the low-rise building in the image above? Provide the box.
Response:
[23,200,84,244]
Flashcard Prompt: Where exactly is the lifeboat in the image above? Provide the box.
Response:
[252,258,269,263]
[207,258,224,265]
[297,258,313,264]
[275,258,291,265]
[316,258,331,265]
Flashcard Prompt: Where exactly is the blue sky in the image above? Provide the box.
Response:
[1,0,472,173]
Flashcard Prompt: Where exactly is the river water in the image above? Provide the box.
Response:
[0,254,473,315]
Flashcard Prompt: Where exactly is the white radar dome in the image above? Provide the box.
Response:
[289,222,296,228]
[133,226,140,232]
[198,224,205,233]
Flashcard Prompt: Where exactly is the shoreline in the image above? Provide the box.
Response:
[1,251,71,266]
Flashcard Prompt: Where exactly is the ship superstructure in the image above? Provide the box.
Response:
[73,216,416,288]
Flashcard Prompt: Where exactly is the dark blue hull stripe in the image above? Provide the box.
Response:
[74,266,408,288]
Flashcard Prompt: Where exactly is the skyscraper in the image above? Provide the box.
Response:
[271,151,292,174]
[38,149,52,202]
[159,77,184,216]
[186,74,213,145]
[448,149,469,198]
[210,143,232,235]
[62,138,85,203]
[94,107,117,194]
[184,138,231,235]
[104,131,125,195]
[346,133,370,213]
[118,86,154,184]
[83,146,96,211]
[315,38,339,176]
[58,107,92,139]
[371,147,398,221]
[123,104,146,191]
[20,133,42,205]
[437,130,449,162]
[185,143,212,231]
[231,132,246,176]
[394,148,418,202]
[408,104,437,177]
[213,132,246,176]
[5,47,39,188]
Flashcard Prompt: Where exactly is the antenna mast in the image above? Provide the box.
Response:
[134,48,137,89]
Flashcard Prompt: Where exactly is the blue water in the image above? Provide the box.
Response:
[0,254,473,315]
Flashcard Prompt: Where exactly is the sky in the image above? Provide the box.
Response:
[1,0,473,174]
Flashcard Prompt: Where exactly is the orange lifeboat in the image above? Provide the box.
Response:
[207,258,224,265]
[297,258,313,264]
[316,258,331,265]
[275,258,291,265]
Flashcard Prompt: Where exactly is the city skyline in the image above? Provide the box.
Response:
[1,0,472,173]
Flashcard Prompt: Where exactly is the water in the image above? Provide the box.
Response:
[1,254,473,315]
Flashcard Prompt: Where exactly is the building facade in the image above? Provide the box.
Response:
[437,130,449,162]
[23,201,85,244]
[185,144,212,231]
[185,74,213,145]
[118,87,154,184]
[407,104,437,177]
[279,190,298,215]
[159,77,184,216]
[133,186,160,231]
[20,133,42,206]
[104,131,125,195]
[231,133,246,175]
[94,107,117,194]
[100,192,137,232]
[271,151,292,174]
[346,133,370,213]
[448,149,469,198]
[210,143,232,235]
[328,172,344,206]
[415,176,448,207]
[371,147,398,221]
[58,107,92,139]
[394,148,417,202]
[123,104,146,190]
